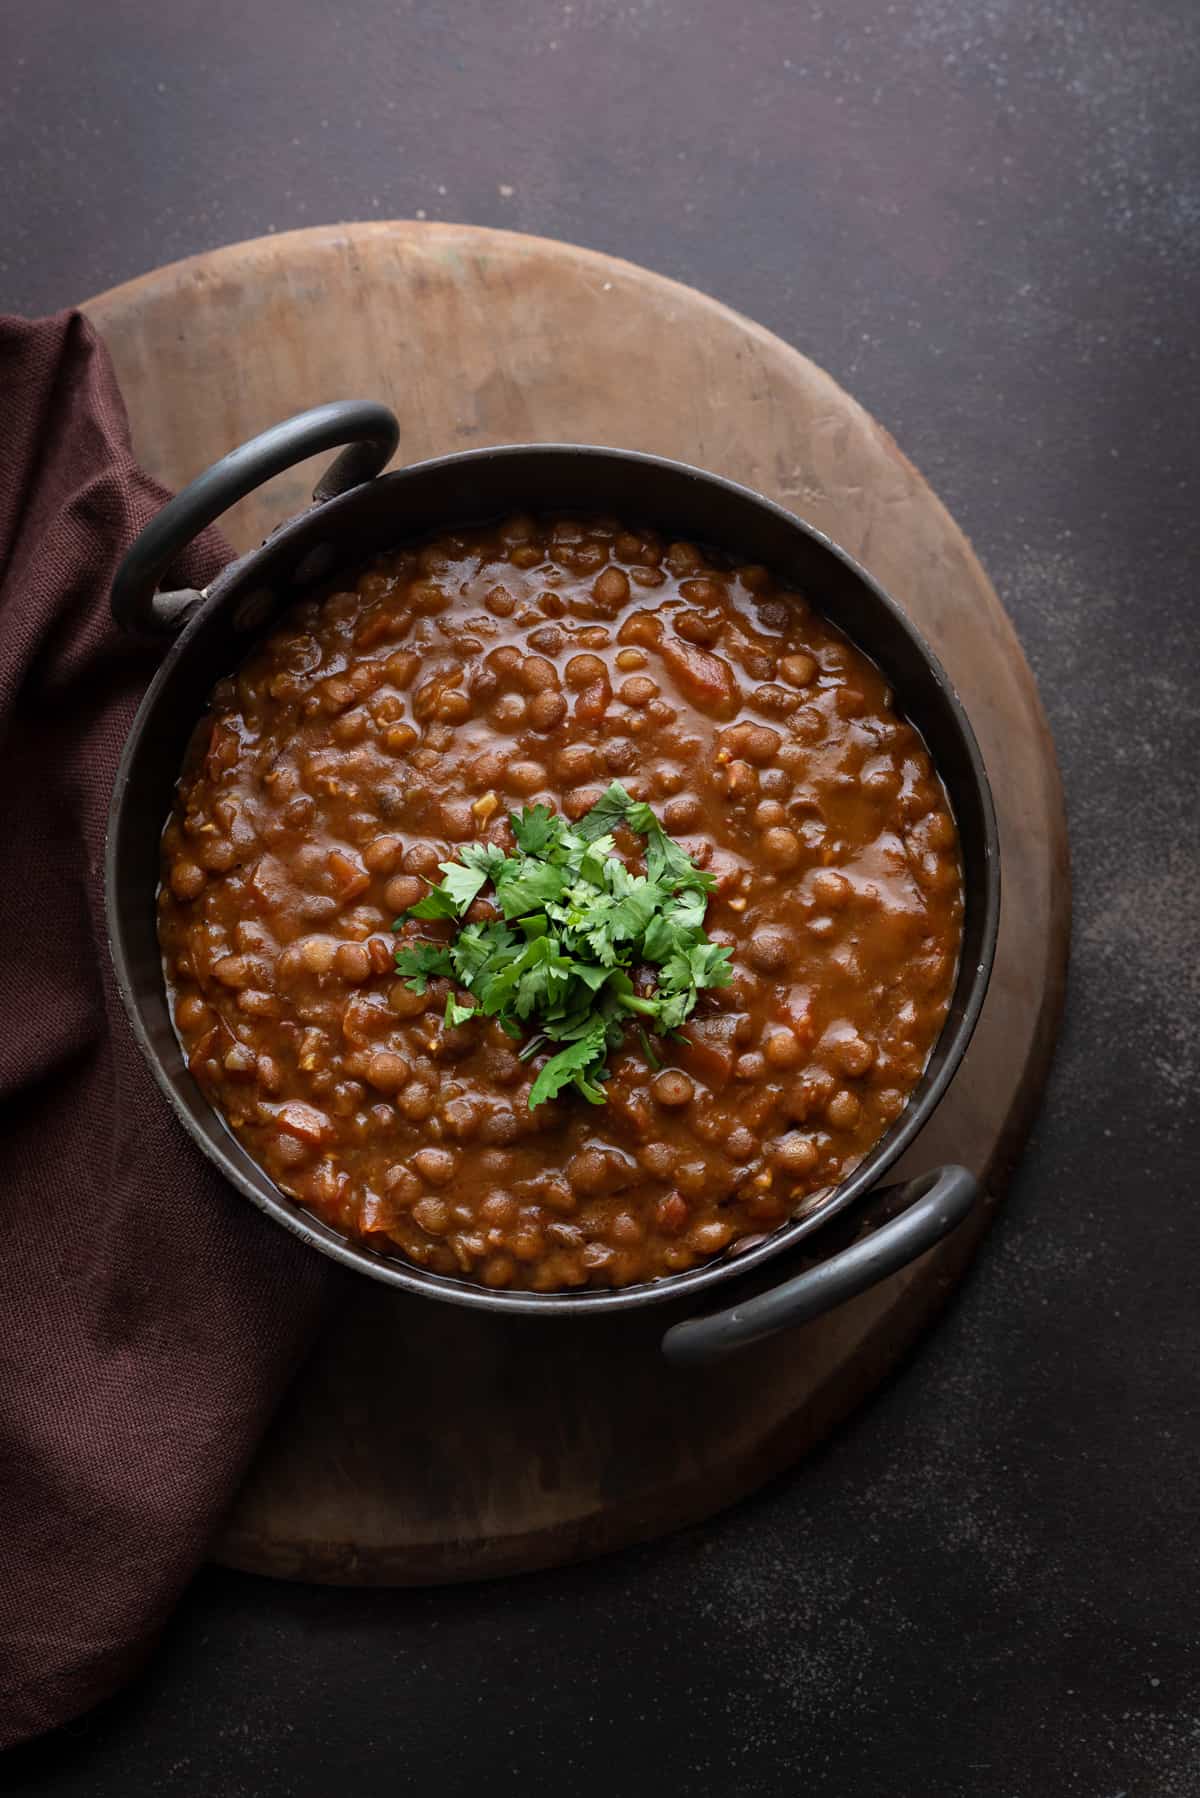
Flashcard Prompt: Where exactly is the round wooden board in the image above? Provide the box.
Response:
[82,223,1068,1585]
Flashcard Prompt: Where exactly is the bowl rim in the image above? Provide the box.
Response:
[105,440,1001,1318]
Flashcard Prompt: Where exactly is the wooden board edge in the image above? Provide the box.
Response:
[83,221,1071,1585]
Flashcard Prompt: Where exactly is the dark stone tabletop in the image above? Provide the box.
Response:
[4,2,1196,1793]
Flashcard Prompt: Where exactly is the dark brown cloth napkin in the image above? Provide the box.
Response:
[0,312,338,1749]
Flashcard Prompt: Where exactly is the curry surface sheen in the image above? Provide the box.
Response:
[158,516,962,1292]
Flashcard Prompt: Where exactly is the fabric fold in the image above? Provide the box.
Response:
[0,311,339,1750]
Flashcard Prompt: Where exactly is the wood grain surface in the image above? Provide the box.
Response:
[82,222,1069,1585]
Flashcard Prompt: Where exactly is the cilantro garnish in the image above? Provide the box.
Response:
[392,782,733,1109]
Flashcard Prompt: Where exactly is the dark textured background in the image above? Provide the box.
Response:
[4,2,1197,1793]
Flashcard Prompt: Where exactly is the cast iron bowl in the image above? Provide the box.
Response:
[106,401,999,1364]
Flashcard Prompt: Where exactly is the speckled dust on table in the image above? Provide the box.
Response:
[3,3,1198,1797]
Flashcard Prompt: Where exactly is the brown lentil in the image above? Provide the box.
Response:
[160,514,962,1293]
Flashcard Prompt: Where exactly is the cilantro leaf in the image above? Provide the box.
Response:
[605,873,666,942]
[460,840,509,881]
[407,884,461,921]
[578,834,615,887]
[392,781,727,1108]
[528,1017,610,1109]
[688,941,735,989]
[510,804,563,856]
[449,919,513,983]
[571,961,612,993]
[574,780,635,842]
[437,859,491,913]
[647,828,714,892]
[493,857,567,919]
[393,940,455,993]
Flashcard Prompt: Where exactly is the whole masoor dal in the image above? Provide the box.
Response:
[158,515,963,1292]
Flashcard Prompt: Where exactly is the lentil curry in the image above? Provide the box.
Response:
[158,516,963,1292]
